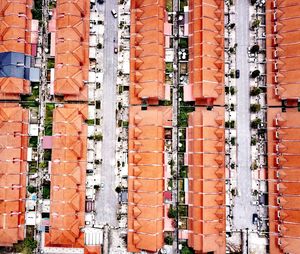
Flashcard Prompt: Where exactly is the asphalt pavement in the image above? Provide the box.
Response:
[232,0,256,231]
[95,0,118,227]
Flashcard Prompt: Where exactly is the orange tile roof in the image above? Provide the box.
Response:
[130,0,166,105]
[46,104,88,248]
[0,103,28,246]
[0,0,33,54]
[186,107,225,253]
[267,108,300,254]
[266,1,300,106]
[0,1,32,99]
[84,245,101,254]
[188,0,224,105]
[127,106,171,253]
[54,0,90,101]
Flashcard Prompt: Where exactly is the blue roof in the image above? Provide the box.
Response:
[0,52,39,81]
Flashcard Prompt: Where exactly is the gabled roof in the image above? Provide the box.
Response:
[130,0,166,105]
[187,107,225,253]
[0,104,28,246]
[266,1,300,105]
[47,104,87,248]
[188,0,224,105]
[0,0,33,99]
[267,108,300,253]
[127,106,170,253]
[54,0,90,101]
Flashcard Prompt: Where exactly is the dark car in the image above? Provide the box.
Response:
[252,213,259,224]
[97,0,104,3]
[235,69,240,78]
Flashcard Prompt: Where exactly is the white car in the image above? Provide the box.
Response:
[111,9,117,18]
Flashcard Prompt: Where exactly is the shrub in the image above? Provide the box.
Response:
[251,161,258,170]
[229,47,236,54]
[27,186,37,194]
[39,162,47,169]
[251,137,257,146]
[230,86,236,95]
[230,137,236,146]
[167,206,177,218]
[164,235,173,245]
[230,103,235,111]
[252,19,261,29]
[23,237,37,253]
[94,133,103,141]
[42,185,50,199]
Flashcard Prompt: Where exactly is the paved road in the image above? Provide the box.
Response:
[95,0,118,227]
[232,0,256,231]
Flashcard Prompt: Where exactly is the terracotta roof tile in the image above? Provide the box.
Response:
[54,0,90,101]
[47,104,87,248]
[0,104,28,246]
[188,0,225,105]
[127,106,170,253]
[130,0,166,105]
[186,107,225,253]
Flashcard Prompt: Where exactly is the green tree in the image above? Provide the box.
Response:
[250,104,261,112]
[115,186,122,193]
[250,44,260,54]
[251,118,262,129]
[251,69,260,78]
[250,87,261,96]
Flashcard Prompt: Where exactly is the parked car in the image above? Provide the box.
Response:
[111,9,117,18]
[252,213,259,225]
[235,69,240,78]
[97,0,104,3]
[114,47,118,54]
